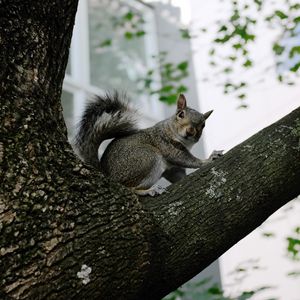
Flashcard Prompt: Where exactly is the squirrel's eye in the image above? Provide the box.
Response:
[178,111,185,119]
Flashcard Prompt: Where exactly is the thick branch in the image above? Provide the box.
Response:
[140,107,300,299]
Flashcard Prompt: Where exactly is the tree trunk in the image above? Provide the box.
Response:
[1,1,300,300]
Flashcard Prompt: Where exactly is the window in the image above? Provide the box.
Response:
[62,0,164,138]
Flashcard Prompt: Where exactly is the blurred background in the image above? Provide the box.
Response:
[61,0,300,299]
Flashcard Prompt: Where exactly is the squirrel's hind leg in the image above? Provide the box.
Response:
[162,167,186,183]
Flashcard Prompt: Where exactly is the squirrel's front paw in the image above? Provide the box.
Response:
[209,150,224,161]
[150,185,166,196]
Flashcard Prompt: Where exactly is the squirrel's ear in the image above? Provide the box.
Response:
[204,110,213,120]
[177,94,187,110]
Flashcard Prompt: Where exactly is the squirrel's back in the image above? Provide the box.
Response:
[73,92,138,167]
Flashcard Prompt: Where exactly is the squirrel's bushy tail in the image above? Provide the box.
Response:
[73,92,138,167]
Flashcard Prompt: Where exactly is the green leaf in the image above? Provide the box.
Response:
[287,270,300,277]
[147,69,154,76]
[163,63,173,70]
[228,55,237,61]
[215,34,232,43]
[209,48,215,56]
[180,28,192,39]
[136,30,146,37]
[290,61,300,72]
[207,285,222,295]
[243,49,249,56]
[273,43,285,55]
[294,16,300,23]
[236,267,246,272]
[223,67,233,73]
[254,0,263,8]
[124,31,134,40]
[234,25,256,42]
[144,79,152,89]
[176,85,188,93]
[246,16,257,24]
[238,291,255,300]
[248,34,255,41]
[233,43,242,50]
[287,236,300,257]
[262,232,275,238]
[230,10,240,22]
[289,46,300,58]
[123,11,134,21]
[225,82,234,89]
[99,39,112,47]
[243,59,253,67]
[265,15,274,22]
[238,104,248,109]
[159,94,178,104]
[160,85,174,93]
[177,61,189,71]
[218,25,228,32]
[290,4,300,11]
[274,10,288,19]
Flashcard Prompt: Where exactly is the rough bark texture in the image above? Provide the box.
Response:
[1,1,300,300]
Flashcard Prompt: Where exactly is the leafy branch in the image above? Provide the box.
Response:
[138,52,189,104]
[201,0,300,104]
[99,9,146,48]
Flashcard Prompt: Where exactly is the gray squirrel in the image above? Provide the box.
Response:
[74,93,223,196]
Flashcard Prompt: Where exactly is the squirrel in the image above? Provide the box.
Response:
[73,92,223,196]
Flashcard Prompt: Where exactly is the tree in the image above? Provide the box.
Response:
[1,1,300,299]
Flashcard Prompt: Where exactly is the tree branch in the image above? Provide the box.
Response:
[140,107,300,299]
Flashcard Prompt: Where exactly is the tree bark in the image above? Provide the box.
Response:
[1,1,300,300]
